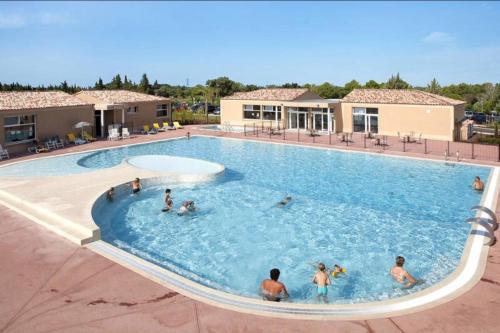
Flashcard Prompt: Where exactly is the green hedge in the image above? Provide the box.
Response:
[172,111,220,125]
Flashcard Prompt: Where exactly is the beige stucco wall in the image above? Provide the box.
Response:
[0,104,94,154]
[112,101,172,132]
[340,102,463,141]
[221,99,340,130]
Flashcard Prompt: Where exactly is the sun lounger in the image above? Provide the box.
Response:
[0,144,9,160]
[83,131,97,142]
[162,122,175,130]
[153,122,165,132]
[143,125,157,135]
[66,133,86,145]
[173,121,184,129]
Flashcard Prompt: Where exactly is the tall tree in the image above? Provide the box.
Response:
[206,76,242,97]
[386,73,410,89]
[95,77,105,90]
[110,74,123,89]
[426,78,441,94]
[138,73,152,94]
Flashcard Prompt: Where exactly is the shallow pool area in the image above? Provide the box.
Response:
[81,136,491,304]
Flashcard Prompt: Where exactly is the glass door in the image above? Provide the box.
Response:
[368,115,378,133]
[289,111,307,129]
[298,113,306,129]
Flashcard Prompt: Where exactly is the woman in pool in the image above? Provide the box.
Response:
[390,256,417,288]
[472,176,485,192]
[106,187,115,201]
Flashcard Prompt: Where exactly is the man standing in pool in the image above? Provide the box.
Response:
[312,263,331,303]
[162,189,173,212]
[390,256,417,288]
[472,176,485,192]
[130,178,141,194]
[260,268,289,302]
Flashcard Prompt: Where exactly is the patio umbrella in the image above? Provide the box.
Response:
[74,121,91,137]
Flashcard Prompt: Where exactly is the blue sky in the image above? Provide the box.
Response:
[0,1,499,87]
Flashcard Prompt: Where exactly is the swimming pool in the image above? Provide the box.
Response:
[74,136,491,304]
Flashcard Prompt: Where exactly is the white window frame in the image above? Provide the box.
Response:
[3,114,37,144]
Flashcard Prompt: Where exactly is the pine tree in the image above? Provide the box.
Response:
[427,78,441,94]
[386,73,411,89]
[138,73,152,94]
[110,74,123,89]
[95,78,105,90]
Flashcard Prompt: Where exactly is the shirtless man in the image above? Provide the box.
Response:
[131,178,141,194]
[312,263,331,303]
[277,195,292,207]
[260,268,289,302]
[177,200,196,216]
[472,176,485,192]
[390,256,417,288]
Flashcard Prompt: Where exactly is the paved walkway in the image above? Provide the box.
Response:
[1,127,499,332]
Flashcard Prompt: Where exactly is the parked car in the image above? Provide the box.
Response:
[472,113,487,124]
[191,103,216,113]
[464,110,473,119]
[213,106,220,115]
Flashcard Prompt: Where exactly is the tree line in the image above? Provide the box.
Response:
[1,73,499,112]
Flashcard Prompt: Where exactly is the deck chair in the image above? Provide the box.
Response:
[162,121,175,130]
[67,132,86,145]
[143,125,157,134]
[153,122,165,132]
[83,131,97,142]
[173,121,184,129]
[0,144,9,160]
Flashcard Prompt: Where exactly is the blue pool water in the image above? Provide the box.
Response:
[68,136,489,303]
[0,136,490,303]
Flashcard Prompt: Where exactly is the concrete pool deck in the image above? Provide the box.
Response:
[1,127,500,331]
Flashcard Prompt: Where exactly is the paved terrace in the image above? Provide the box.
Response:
[0,127,499,332]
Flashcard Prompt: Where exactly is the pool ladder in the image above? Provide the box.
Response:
[466,205,498,246]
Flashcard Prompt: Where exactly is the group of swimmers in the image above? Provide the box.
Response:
[106,178,196,216]
[260,256,415,303]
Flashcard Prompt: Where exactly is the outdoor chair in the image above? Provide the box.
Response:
[122,128,130,139]
[83,131,97,142]
[108,128,120,141]
[162,122,175,130]
[397,131,406,142]
[0,144,9,160]
[415,133,422,143]
[143,125,157,135]
[45,140,57,150]
[153,122,165,132]
[173,121,184,129]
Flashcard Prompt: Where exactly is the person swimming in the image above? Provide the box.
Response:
[331,264,347,278]
[277,195,292,207]
[390,256,417,288]
[131,178,141,194]
[162,189,173,212]
[106,187,115,201]
[312,263,331,303]
[177,200,196,215]
[260,268,289,302]
[472,176,485,192]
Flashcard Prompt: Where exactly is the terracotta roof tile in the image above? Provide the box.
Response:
[76,90,169,104]
[0,91,92,111]
[222,88,312,101]
[342,89,464,106]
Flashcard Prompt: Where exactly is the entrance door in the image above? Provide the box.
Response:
[313,113,330,131]
[94,111,102,137]
[288,111,308,130]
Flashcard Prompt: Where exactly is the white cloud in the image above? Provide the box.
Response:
[0,12,73,29]
[0,13,26,29]
[423,31,454,44]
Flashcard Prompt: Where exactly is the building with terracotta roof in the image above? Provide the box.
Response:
[75,90,171,137]
[221,89,341,132]
[221,88,466,141]
[0,91,94,153]
[340,89,465,141]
